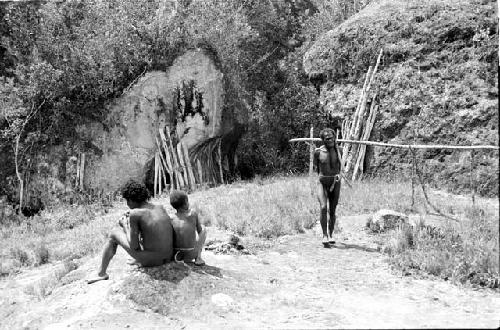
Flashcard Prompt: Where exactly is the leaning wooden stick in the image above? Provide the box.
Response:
[165,126,185,188]
[182,142,197,188]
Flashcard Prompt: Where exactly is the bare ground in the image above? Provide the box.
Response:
[1,214,499,329]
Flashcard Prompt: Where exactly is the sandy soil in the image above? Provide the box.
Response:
[1,214,499,329]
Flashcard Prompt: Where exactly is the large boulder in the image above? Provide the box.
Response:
[366,209,409,232]
[303,0,498,197]
[78,48,243,193]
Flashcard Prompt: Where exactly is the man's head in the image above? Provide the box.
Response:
[121,179,150,209]
[320,128,336,148]
[170,190,189,210]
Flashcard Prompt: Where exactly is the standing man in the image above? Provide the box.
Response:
[87,179,174,284]
[314,128,342,247]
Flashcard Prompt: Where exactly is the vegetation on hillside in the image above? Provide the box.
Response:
[0,0,376,211]
[0,0,497,213]
[304,0,498,196]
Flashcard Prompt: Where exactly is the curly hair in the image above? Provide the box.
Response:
[320,128,336,141]
[170,190,188,210]
[121,179,150,203]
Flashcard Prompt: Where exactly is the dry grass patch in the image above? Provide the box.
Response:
[384,205,499,288]
[0,204,122,276]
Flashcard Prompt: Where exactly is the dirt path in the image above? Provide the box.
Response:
[1,215,499,329]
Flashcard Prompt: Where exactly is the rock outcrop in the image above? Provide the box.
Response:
[304,0,498,196]
[78,48,243,193]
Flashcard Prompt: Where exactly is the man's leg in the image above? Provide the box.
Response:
[86,227,123,284]
[327,181,341,243]
[317,182,329,245]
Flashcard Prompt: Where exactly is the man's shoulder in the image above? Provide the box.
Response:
[130,205,168,219]
[315,145,327,153]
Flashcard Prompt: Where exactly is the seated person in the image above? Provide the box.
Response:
[87,180,174,284]
[169,190,207,266]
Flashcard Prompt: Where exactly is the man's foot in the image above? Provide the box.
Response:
[328,236,336,244]
[86,273,109,284]
[194,257,205,266]
[322,237,330,248]
[127,259,141,266]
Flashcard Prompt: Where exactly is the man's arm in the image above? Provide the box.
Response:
[313,147,320,175]
[193,211,203,235]
[335,145,344,171]
[128,211,142,251]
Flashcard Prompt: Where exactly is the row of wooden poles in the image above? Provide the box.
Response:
[152,127,225,197]
[305,49,382,181]
[341,49,382,181]
[297,48,499,182]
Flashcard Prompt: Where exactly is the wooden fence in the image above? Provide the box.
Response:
[152,127,225,197]
[290,128,499,219]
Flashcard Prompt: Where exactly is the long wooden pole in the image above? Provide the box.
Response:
[155,137,171,189]
[182,142,196,188]
[343,66,372,166]
[80,153,85,190]
[154,152,158,198]
[309,125,314,176]
[289,138,500,150]
[196,159,203,184]
[218,139,224,184]
[176,142,190,189]
[158,130,176,189]
[165,126,185,188]
[352,98,378,180]
[470,149,476,205]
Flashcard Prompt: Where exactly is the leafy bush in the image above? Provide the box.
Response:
[0,0,328,202]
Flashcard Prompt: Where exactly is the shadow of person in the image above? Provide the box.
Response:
[133,261,190,284]
[133,261,223,284]
[332,242,379,253]
[190,264,223,278]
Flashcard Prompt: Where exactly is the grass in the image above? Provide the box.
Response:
[382,205,499,288]
[1,174,498,289]
[188,174,420,238]
[0,204,123,276]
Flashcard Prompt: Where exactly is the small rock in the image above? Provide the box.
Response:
[211,293,234,307]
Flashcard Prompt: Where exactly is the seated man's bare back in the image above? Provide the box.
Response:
[169,190,206,266]
[87,180,174,284]
[118,205,174,266]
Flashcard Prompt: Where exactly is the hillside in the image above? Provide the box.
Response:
[304,0,499,196]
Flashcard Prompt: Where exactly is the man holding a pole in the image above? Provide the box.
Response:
[314,128,342,247]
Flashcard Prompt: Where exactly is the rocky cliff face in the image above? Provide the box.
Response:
[78,48,240,193]
[303,0,498,196]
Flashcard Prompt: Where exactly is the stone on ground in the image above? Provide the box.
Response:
[366,209,409,233]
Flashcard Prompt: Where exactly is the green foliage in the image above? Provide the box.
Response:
[237,72,324,176]
[305,0,498,196]
[0,0,326,201]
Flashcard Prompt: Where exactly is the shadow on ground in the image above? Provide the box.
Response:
[133,261,223,284]
[332,242,379,253]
